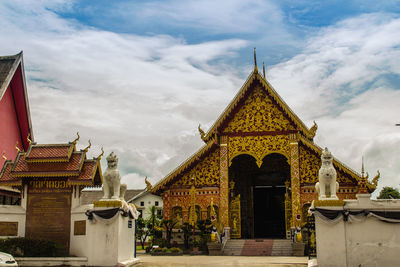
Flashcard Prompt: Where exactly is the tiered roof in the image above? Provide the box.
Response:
[0,137,103,187]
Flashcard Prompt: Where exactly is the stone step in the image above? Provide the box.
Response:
[222,239,293,256]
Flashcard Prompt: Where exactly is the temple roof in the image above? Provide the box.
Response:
[152,68,376,194]
[151,138,218,194]
[203,70,316,141]
[0,53,21,97]
[0,139,103,187]
[0,52,34,149]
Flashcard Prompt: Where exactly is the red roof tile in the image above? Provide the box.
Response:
[25,144,73,161]
[13,152,84,175]
[0,141,102,187]
[0,161,21,185]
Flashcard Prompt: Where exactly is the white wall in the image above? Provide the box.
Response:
[70,204,92,257]
[0,205,26,237]
[129,192,162,220]
[315,194,400,267]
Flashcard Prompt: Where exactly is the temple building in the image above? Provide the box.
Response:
[0,135,102,251]
[0,52,34,204]
[151,57,378,239]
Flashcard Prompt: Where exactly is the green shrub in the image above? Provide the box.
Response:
[0,237,61,257]
[169,247,182,253]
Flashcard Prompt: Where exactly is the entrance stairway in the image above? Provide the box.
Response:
[222,239,293,256]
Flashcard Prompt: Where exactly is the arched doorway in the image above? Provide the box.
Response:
[229,153,290,238]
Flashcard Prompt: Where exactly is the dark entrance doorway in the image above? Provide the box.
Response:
[253,186,285,238]
[229,153,290,239]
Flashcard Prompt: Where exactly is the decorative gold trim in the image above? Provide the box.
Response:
[12,172,80,178]
[94,200,122,208]
[15,141,21,153]
[151,139,217,193]
[314,200,344,207]
[72,132,80,145]
[27,133,32,145]
[25,158,70,163]
[82,140,91,153]
[97,147,104,160]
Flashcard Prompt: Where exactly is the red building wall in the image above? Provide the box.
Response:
[0,84,23,164]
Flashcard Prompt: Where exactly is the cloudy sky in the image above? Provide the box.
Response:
[1,0,400,195]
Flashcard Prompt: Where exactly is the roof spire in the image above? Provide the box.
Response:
[254,47,258,73]
[96,147,104,160]
[361,156,365,178]
[2,151,6,161]
[83,140,91,153]
[263,62,266,79]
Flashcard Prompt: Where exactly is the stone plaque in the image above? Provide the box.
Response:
[74,220,86,235]
[25,179,72,253]
[0,222,18,236]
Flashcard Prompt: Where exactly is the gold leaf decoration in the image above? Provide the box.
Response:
[229,135,290,167]
[299,145,320,184]
[223,86,296,133]
[172,149,220,187]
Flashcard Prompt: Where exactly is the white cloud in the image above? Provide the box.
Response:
[268,13,400,194]
[1,2,399,195]
[119,0,284,34]
[0,1,247,189]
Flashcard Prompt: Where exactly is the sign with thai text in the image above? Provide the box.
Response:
[25,179,72,253]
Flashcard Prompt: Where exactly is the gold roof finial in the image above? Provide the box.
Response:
[15,141,21,153]
[145,176,153,191]
[254,47,258,73]
[83,140,91,152]
[72,132,80,145]
[198,124,207,143]
[361,156,365,178]
[27,133,32,145]
[1,151,7,161]
[263,61,266,79]
[97,147,104,160]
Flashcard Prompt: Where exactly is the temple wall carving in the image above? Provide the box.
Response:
[299,144,356,186]
[223,86,296,133]
[163,189,220,221]
[172,149,220,188]
[228,135,290,167]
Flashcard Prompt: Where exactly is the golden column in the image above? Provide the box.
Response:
[289,133,301,227]
[219,135,229,227]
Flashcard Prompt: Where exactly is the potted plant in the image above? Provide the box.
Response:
[192,239,200,252]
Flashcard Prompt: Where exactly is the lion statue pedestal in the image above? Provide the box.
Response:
[315,147,339,200]
[85,151,139,267]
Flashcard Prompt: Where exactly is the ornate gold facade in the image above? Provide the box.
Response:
[223,86,296,133]
[151,69,374,239]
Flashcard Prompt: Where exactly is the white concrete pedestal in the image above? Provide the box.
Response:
[86,201,137,267]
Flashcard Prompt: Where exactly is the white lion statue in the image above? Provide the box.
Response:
[315,147,339,200]
[101,152,127,200]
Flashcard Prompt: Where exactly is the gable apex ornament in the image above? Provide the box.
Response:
[253,47,258,73]
[310,121,318,138]
[198,124,207,143]
[145,176,152,191]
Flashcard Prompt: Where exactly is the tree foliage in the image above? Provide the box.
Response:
[377,186,400,199]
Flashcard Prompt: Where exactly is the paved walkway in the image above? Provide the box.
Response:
[137,254,308,267]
